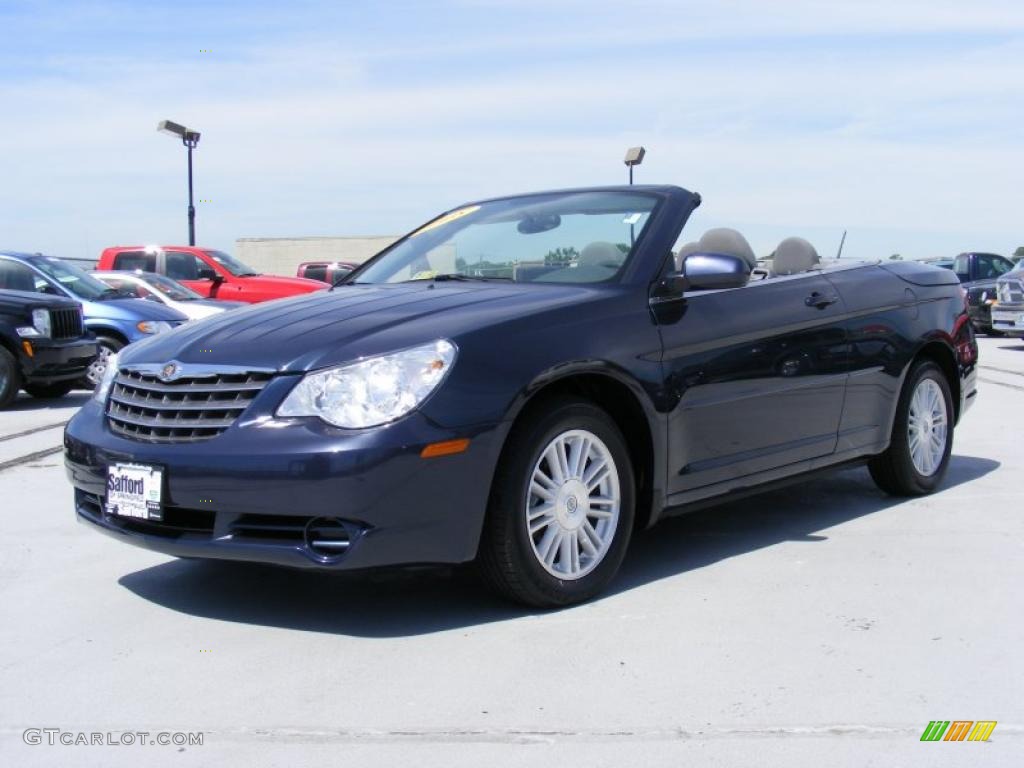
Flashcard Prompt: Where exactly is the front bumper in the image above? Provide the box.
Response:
[991,304,1024,337]
[22,338,98,384]
[65,385,507,570]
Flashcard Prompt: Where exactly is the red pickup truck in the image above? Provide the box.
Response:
[97,246,324,304]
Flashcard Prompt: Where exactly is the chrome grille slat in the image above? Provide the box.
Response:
[109,390,251,411]
[105,368,273,443]
[998,278,1023,304]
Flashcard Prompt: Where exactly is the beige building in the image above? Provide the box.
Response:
[235,236,398,276]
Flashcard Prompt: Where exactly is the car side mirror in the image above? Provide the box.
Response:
[38,283,61,296]
[682,252,750,291]
[197,267,221,282]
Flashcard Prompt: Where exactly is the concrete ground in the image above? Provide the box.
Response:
[1,336,1021,767]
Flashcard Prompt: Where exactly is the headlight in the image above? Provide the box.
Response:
[16,309,52,338]
[93,352,119,403]
[136,320,172,334]
[277,340,457,428]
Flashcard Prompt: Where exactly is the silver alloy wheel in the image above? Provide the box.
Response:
[86,345,113,387]
[0,366,8,393]
[525,428,621,580]
[907,378,948,476]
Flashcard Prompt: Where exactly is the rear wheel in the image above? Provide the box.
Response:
[24,381,77,399]
[478,398,635,607]
[869,361,953,496]
[0,347,22,409]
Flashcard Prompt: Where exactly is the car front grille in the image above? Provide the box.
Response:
[50,307,83,339]
[106,369,274,443]
[998,279,1024,304]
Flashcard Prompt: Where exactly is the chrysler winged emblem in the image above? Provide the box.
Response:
[158,362,180,382]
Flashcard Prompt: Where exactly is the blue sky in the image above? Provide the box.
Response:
[1,0,1023,261]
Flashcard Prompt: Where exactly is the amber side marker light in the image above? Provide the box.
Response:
[421,438,470,458]
[22,340,34,357]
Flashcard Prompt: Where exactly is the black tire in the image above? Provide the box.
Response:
[0,346,22,409]
[868,361,954,496]
[478,397,635,607]
[24,381,77,399]
[81,335,124,389]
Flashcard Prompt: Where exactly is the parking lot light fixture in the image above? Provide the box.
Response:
[624,146,646,185]
[158,120,202,246]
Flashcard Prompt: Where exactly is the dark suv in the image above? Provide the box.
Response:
[0,289,98,408]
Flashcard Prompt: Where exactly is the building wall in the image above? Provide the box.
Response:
[235,236,398,276]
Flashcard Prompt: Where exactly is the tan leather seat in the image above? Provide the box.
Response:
[697,228,758,270]
[772,237,821,276]
[577,241,623,269]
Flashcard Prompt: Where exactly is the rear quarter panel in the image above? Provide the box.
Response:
[823,263,973,455]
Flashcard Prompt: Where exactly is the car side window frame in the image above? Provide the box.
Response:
[112,250,156,272]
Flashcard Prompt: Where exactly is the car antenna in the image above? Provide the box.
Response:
[836,229,847,259]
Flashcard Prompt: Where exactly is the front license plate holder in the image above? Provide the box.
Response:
[105,463,164,521]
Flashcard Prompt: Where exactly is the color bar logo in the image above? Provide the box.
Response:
[920,720,996,742]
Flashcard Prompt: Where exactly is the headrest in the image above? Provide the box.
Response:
[773,237,821,275]
[697,228,757,269]
[578,241,623,268]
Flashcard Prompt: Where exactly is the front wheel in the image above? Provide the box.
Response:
[81,336,124,389]
[0,347,22,409]
[478,398,635,607]
[869,361,954,496]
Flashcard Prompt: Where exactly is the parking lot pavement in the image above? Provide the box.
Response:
[0,337,1020,767]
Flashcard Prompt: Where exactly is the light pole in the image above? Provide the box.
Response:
[158,120,202,245]
[624,146,646,185]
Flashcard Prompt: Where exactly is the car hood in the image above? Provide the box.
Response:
[82,297,190,322]
[0,289,79,312]
[120,282,604,372]
[237,274,325,292]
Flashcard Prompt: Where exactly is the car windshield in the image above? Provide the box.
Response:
[204,249,259,277]
[142,273,204,300]
[32,256,113,300]
[354,190,660,285]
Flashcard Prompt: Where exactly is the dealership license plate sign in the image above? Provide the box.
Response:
[106,463,163,520]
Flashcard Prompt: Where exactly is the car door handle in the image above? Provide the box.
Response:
[805,292,838,309]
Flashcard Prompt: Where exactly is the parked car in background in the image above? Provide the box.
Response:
[0,288,97,407]
[0,252,188,386]
[61,256,99,271]
[918,257,954,270]
[98,246,325,304]
[66,186,977,607]
[992,261,1024,337]
[296,261,360,284]
[92,271,246,321]
[952,251,1015,334]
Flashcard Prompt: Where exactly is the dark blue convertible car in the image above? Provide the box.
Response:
[65,186,977,606]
